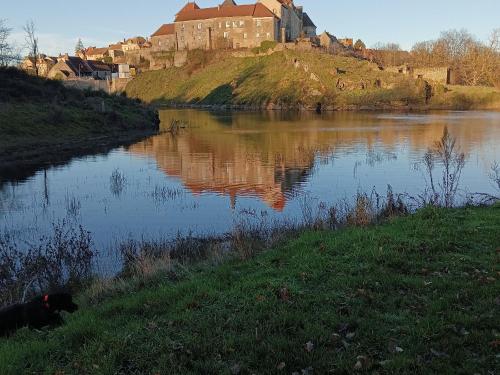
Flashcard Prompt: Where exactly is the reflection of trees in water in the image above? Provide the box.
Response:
[130,109,496,210]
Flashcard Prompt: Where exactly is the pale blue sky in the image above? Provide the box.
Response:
[3,0,500,56]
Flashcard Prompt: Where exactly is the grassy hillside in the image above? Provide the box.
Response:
[126,50,500,110]
[0,204,498,374]
[0,67,159,174]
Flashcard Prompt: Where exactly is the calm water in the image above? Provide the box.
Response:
[1,110,499,272]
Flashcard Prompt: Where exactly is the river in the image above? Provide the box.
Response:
[1,110,498,273]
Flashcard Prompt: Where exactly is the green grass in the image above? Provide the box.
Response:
[126,49,500,111]
[1,205,498,374]
[126,50,420,109]
[430,85,500,110]
[0,67,158,162]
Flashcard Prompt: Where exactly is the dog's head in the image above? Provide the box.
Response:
[41,293,78,313]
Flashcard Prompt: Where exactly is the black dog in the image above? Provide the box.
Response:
[0,293,78,337]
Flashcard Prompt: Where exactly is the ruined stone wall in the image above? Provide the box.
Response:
[413,67,450,85]
[176,16,277,51]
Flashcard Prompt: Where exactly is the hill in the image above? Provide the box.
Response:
[125,49,500,110]
[0,68,159,181]
[0,204,498,374]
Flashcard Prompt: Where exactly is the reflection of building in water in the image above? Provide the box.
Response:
[130,129,316,211]
[129,110,495,210]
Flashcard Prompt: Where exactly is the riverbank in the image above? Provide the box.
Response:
[125,50,500,111]
[0,67,159,183]
[1,204,498,374]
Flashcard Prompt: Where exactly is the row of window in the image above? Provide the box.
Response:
[190,19,264,31]
[223,32,271,39]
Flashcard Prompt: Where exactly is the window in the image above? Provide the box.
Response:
[256,33,260,38]
[239,20,245,27]
[243,33,248,39]
[266,32,271,39]
[232,21,238,28]
[226,21,231,28]
[197,23,202,30]
[219,22,222,29]
[181,24,185,30]
[256,19,262,27]
[224,32,229,39]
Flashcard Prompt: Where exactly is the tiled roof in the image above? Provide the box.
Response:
[108,43,123,50]
[151,23,175,37]
[85,47,108,56]
[177,2,200,14]
[175,3,275,22]
[302,12,316,28]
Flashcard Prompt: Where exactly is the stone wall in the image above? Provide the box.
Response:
[386,65,451,85]
[62,79,111,93]
[413,67,450,85]
[151,34,176,52]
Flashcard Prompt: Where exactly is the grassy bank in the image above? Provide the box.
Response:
[0,68,159,180]
[125,49,500,111]
[1,204,498,374]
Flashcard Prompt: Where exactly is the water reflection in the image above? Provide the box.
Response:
[128,110,499,210]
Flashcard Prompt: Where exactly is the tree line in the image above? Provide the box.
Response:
[370,29,500,88]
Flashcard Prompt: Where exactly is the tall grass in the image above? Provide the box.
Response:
[0,221,95,307]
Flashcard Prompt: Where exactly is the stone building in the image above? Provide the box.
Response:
[319,32,344,54]
[174,1,278,50]
[151,0,316,52]
[258,0,316,40]
[151,24,176,52]
[301,12,316,37]
[20,55,57,77]
[122,37,148,52]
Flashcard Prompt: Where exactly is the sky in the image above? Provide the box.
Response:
[3,0,500,56]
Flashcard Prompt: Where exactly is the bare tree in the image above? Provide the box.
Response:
[0,19,19,67]
[23,20,39,76]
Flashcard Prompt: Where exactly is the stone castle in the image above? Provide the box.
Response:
[151,0,317,52]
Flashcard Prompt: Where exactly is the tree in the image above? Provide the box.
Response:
[354,39,366,51]
[0,19,18,67]
[372,42,406,66]
[75,38,84,54]
[23,20,39,76]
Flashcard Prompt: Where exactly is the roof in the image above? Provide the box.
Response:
[177,2,200,15]
[87,60,114,72]
[55,57,114,75]
[126,37,147,44]
[85,47,108,56]
[302,12,316,28]
[175,2,275,22]
[151,23,175,37]
[108,43,123,50]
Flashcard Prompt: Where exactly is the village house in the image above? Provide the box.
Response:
[122,37,148,52]
[80,47,109,61]
[151,0,316,52]
[107,43,125,60]
[47,54,115,80]
[318,31,345,54]
[20,55,58,77]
